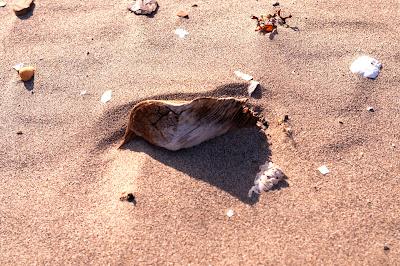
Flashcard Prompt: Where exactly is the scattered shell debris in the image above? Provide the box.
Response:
[248,162,285,197]
[318,165,330,175]
[350,55,382,79]
[100,90,112,103]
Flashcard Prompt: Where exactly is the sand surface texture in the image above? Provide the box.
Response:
[1,0,399,264]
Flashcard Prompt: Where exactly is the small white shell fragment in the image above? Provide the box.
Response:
[248,162,285,197]
[100,90,112,103]
[367,106,375,112]
[13,63,24,71]
[247,80,259,96]
[318,165,330,175]
[80,90,87,96]
[174,28,189,38]
[226,209,234,218]
[350,55,382,79]
[0,1,7,8]
[234,70,253,81]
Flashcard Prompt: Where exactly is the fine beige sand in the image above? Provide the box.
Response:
[1,0,399,264]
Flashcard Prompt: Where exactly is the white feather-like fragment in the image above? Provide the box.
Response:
[234,70,253,81]
[248,162,285,197]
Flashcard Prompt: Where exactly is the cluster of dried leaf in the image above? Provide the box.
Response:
[251,5,292,33]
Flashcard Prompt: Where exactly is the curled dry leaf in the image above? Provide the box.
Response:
[119,97,268,151]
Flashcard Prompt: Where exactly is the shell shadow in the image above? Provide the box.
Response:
[126,127,270,204]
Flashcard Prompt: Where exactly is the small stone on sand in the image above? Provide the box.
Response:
[13,0,34,16]
[18,66,35,81]
[177,10,189,18]
[0,0,7,7]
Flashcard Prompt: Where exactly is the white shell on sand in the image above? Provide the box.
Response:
[100,90,112,103]
[248,162,285,197]
[350,55,382,79]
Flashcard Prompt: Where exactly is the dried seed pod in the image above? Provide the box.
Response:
[119,97,267,151]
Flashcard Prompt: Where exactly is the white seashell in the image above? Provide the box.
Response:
[248,162,285,197]
[174,28,189,38]
[100,90,112,103]
[119,97,267,150]
[350,55,382,79]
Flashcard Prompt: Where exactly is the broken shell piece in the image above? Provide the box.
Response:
[18,66,35,81]
[100,90,112,103]
[119,97,267,151]
[174,28,189,38]
[248,162,285,197]
[13,63,25,71]
[247,80,259,96]
[129,0,158,15]
[350,55,382,79]
[80,90,87,96]
[367,106,375,112]
[226,209,234,217]
[318,165,329,175]
[234,70,253,81]
[0,1,7,7]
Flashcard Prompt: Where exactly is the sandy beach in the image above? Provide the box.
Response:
[1,0,399,264]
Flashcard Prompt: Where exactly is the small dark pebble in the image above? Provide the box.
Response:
[16,131,23,135]
[384,244,390,251]
[284,115,289,122]
[126,193,135,202]
[87,51,90,55]
[192,4,198,7]
[339,121,344,124]
[273,2,280,6]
